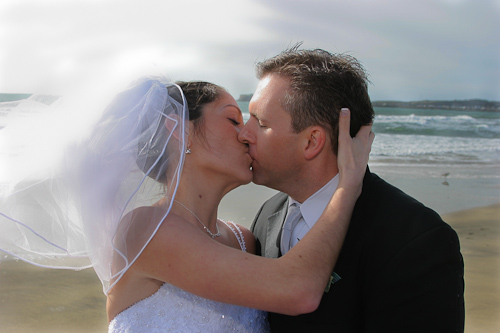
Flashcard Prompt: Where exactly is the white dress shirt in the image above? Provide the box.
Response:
[281,174,339,254]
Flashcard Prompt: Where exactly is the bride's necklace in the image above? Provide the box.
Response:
[173,200,221,238]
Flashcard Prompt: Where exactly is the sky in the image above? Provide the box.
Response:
[1,0,499,102]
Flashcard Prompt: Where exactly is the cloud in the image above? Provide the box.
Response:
[249,0,500,100]
[1,0,499,101]
[0,0,272,94]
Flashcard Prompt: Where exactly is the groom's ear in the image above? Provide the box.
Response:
[303,126,327,160]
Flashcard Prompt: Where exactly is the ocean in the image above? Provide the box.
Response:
[370,107,500,164]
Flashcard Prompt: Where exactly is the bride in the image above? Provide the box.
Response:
[0,77,373,332]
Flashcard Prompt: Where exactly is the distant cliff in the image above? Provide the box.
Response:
[237,94,253,102]
[238,94,499,111]
[372,99,500,111]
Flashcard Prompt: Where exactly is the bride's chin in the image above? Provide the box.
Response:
[224,167,253,187]
[236,172,253,187]
[237,175,253,186]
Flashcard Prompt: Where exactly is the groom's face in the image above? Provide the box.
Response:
[238,74,304,191]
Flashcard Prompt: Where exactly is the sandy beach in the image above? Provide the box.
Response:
[1,181,499,332]
[444,203,500,332]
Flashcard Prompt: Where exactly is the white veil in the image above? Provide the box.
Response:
[0,78,188,293]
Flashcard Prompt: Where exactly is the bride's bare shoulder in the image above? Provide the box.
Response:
[117,206,188,247]
[124,205,181,224]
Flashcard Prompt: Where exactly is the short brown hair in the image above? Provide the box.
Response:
[256,44,374,154]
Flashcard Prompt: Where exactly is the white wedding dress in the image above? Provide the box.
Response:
[108,221,270,332]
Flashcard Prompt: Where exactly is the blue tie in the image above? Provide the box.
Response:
[281,203,302,254]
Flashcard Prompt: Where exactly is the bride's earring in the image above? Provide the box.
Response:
[185,144,191,154]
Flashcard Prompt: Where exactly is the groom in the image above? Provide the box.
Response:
[238,46,465,332]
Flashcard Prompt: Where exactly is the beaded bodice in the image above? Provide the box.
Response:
[108,282,269,332]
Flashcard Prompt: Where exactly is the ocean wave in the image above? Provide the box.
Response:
[373,114,500,138]
[371,133,500,161]
[375,114,476,123]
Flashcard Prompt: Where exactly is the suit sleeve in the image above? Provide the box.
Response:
[363,223,465,332]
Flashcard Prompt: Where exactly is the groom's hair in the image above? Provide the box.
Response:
[255,43,374,155]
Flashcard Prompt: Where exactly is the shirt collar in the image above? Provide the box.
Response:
[288,174,339,229]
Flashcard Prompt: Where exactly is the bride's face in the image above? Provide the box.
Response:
[190,91,253,188]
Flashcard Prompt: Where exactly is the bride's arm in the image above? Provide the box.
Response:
[136,108,374,315]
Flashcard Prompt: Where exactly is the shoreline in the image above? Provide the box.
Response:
[1,181,498,332]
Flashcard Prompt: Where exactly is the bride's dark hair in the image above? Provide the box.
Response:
[139,80,225,184]
[177,80,224,129]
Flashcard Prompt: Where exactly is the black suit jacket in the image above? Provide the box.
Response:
[251,168,465,332]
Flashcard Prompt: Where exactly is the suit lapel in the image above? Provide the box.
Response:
[264,198,289,258]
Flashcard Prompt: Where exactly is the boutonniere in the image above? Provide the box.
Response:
[324,272,342,293]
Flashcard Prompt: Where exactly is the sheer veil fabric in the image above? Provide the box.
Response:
[0,78,188,293]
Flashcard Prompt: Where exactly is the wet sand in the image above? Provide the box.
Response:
[1,182,498,332]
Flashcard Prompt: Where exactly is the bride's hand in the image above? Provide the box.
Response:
[337,108,374,195]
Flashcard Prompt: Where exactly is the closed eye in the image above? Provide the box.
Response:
[228,118,241,125]
[249,114,265,128]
